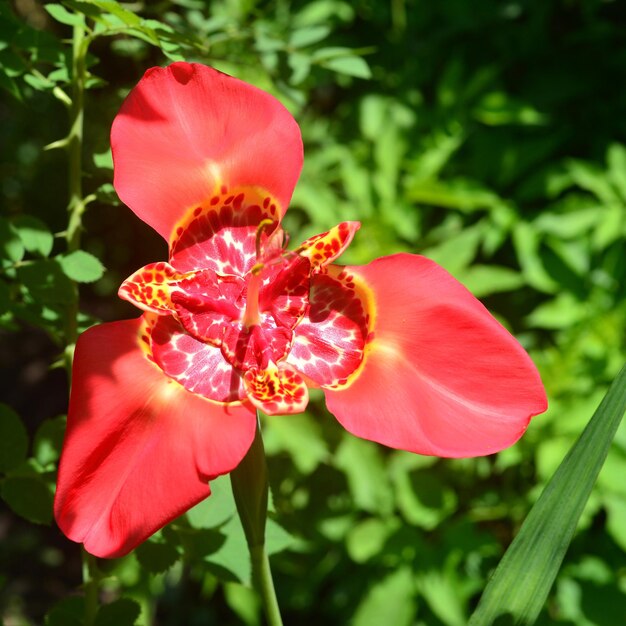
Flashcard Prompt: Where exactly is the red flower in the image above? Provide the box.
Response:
[54,63,547,558]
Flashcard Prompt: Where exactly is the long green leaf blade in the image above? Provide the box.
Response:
[469,363,626,625]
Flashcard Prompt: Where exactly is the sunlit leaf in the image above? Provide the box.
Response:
[58,250,105,283]
[334,435,394,515]
[289,25,330,48]
[460,265,525,297]
[33,415,66,467]
[13,215,54,257]
[0,217,24,266]
[319,55,371,79]
[469,363,626,625]
[44,4,84,27]
[352,567,416,626]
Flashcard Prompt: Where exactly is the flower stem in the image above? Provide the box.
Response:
[250,544,283,626]
[230,418,283,626]
[66,21,88,255]
[63,20,89,375]
[65,17,100,626]
[81,548,100,626]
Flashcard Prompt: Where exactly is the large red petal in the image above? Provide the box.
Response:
[54,318,256,558]
[111,63,303,241]
[323,254,547,458]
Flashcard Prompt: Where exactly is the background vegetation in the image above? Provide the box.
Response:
[1,0,625,624]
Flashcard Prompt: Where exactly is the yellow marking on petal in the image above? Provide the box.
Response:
[243,364,309,415]
[168,185,283,250]
[296,221,360,269]
[119,262,196,315]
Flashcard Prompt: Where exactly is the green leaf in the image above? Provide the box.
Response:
[23,72,55,91]
[186,474,236,529]
[12,215,54,257]
[334,435,394,515]
[0,404,28,473]
[82,0,142,28]
[94,598,141,626]
[2,475,54,524]
[474,91,548,126]
[418,569,467,626]
[320,55,371,79]
[265,518,294,556]
[17,259,75,304]
[45,596,85,626]
[0,217,24,265]
[392,467,457,530]
[468,363,626,626]
[262,411,328,474]
[512,222,558,293]
[135,539,180,574]
[607,143,626,202]
[604,495,626,552]
[93,148,113,170]
[33,415,66,466]
[289,25,331,48]
[223,582,261,626]
[44,4,84,26]
[346,517,399,563]
[203,515,250,584]
[58,250,105,283]
[526,293,587,330]
[352,566,416,626]
[459,265,525,298]
[421,226,482,276]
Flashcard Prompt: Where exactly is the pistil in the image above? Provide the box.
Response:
[243,264,263,329]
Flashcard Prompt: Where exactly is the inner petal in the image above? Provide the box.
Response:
[221,319,293,372]
[296,221,360,270]
[169,186,283,275]
[243,365,309,415]
[119,261,192,315]
[149,315,246,403]
[259,255,311,329]
[172,269,245,345]
[287,266,373,388]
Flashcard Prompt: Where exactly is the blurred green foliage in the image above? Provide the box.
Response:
[1,0,625,624]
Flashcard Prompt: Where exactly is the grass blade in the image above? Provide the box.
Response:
[468,363,626,625]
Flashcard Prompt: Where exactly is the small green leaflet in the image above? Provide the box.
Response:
[58,250,105,283]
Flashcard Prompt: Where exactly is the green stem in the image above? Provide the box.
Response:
[230,419,283,626]
[67,22,87,254]
[81,548,99,626]
[63,21,89,373]
[250,544,283,626]
[65,18,99,626]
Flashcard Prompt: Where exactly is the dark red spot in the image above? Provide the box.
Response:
[233,193,244,209]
